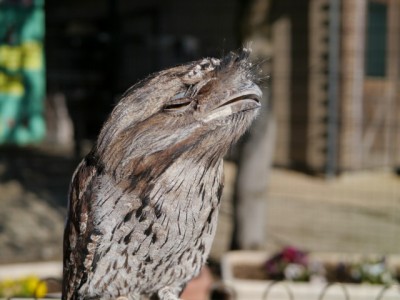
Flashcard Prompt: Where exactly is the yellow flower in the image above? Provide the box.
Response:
[25,276,40,294]
[0,276,47,298]
[35,281,48,298]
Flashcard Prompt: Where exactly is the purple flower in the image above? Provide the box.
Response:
[264,246,308,280]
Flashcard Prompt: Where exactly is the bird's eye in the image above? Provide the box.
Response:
[164,92,192,112]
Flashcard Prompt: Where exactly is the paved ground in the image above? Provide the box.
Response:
[211,163,400,260]
[0,145,399,265]
[0,145,73,264]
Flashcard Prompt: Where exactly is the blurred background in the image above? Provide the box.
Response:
[0,0,399,292]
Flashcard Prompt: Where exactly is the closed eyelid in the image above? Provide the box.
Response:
[164,91,193,112]
[170,91,187,101]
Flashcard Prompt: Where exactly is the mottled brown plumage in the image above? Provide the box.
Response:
[63,49,262,300]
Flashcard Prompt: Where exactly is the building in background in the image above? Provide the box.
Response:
[271,0,400,174]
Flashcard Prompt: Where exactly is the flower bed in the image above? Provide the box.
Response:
[221,250,400,300]
[0,261,62,299]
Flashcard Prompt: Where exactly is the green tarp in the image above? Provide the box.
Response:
[0,0,45,144]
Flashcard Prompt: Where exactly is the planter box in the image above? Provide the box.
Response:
[0,261,62,280]
[221,251,400,300]
[0,261,62,300]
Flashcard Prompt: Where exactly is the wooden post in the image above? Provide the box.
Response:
[386,0,400,166]
[272,16,291,166]
[339,0,366,171]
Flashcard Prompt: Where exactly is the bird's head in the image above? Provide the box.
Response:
[96,48,262,178]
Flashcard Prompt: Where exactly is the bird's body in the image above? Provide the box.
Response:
[63,49,262,300]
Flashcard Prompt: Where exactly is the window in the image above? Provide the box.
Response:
[365,1,387,77]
